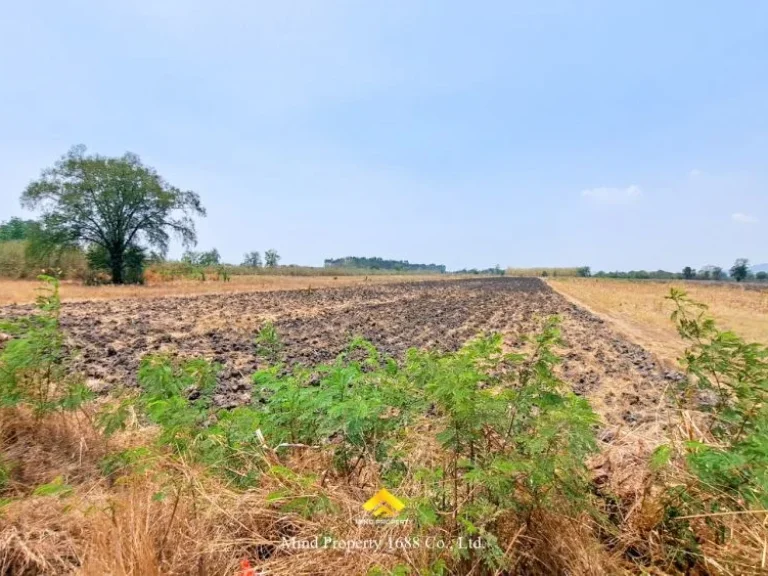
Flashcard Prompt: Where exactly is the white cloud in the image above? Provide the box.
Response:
[731,212,758,224]
[689,168,702,179]
[581,185,642,205]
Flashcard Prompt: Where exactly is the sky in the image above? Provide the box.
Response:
[1,1,766,271]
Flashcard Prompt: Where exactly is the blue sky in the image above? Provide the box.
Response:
[1,1,766,271]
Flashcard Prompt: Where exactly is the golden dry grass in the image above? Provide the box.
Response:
[549,278,768,365]
[0,274,454,306]
[0,408,618,576]
[505,267,580,277]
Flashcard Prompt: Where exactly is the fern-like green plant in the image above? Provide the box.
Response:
[404,318,599,572]
[254,321,283,364]
[254,336,419,479]
[647,289,768,571]
[136,355,265,486]
[665,288,768,506]
[0,275,92,416]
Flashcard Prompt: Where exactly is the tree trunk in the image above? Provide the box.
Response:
[110,248,124,284]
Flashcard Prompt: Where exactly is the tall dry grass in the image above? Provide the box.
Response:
[7,400,764,575]
[0,241,87,281]
[505,267,581,278]
[549,278,768,364]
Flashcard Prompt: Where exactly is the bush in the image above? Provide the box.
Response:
[0,241,27,278]
[134,354,264,487]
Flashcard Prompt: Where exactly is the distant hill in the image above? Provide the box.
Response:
[751,263,768,273]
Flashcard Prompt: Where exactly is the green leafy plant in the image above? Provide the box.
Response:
[254,321,283,364]
[99,446,155,479]
[249,320,598,571]
[666,288,768,505]
[136,355,264,486]
[265,465,334,517]
[404,319,599,571]
[0,275,92,416]
[651,288,768,570]
[254,336,417,480]
[32,475,73,498]
[0,459,10,492]
[253,364,319,446]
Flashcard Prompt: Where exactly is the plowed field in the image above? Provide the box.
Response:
[0,278,681,436]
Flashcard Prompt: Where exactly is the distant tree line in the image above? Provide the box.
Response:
[0,218,39,242]
[324,256,446,273]
[182,249,221,267]
[454,265,505,276]
[589,259,766,282]
[594,269,693,280]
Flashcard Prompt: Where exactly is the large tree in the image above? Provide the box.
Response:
[21,146,206,283]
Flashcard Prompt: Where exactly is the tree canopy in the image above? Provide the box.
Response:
[21,146,206,283]
[182,249,221,267]
[242,251,262,267]
[264,249,281,267]
[730,258,750,282]
[0,217,39,242]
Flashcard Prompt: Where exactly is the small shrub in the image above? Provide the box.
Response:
[650,288,768,571]
[254,337,417,479]
[0,276,92,416]
[254,321,283,363]
[136,355,265,487]
[402,319,599,572]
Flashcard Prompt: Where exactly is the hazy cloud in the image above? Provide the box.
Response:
[581,185,642,205]
[689,168,703,179]
[731,212,758,224]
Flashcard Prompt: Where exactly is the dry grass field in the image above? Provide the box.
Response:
[0,274,455,306]
[504,266,580,277]
[549,277,768,364]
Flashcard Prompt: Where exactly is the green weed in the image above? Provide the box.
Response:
[0,275,92,416]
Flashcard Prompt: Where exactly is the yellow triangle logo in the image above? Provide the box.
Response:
[362,488,405,518]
